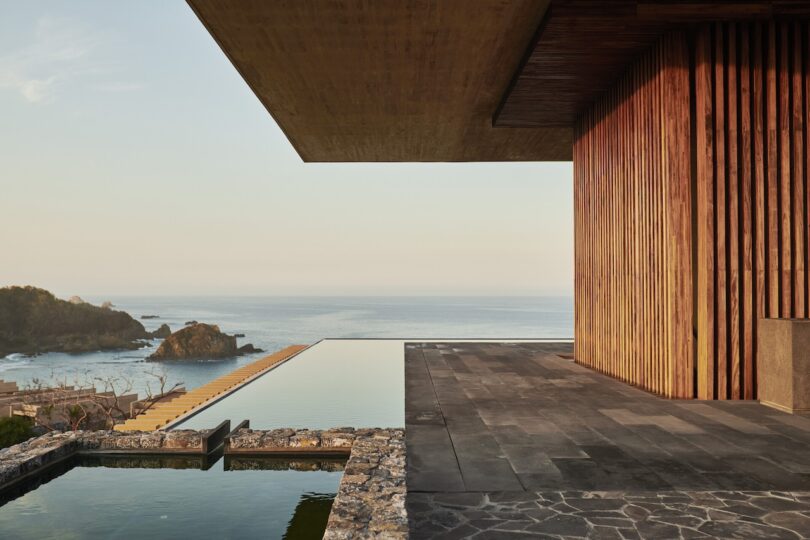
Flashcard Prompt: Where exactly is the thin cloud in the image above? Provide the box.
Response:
[92,81,146,93]
[0,15,141,103]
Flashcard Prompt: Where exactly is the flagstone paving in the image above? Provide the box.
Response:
[405,342,810,539]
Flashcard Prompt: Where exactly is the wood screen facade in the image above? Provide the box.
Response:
[574,22,810,399]
[695,21,809,399]
[574,33,694,398]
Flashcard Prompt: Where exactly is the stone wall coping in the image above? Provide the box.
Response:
[225,427,399,454]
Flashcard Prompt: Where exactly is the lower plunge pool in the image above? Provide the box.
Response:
[0,454,344,540]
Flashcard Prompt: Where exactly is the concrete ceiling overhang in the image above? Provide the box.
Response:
[186,0,572,162]
[495,0,810,128]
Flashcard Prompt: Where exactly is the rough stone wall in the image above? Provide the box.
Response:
[78,429,204,451]
[0,431,80,487]
[227,427,358,451]
[324,429,407,539]
[0,429,207,489]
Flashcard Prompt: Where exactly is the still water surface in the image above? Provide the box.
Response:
[177,339,406,429]
[0,455,341,540]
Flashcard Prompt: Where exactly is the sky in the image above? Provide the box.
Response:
[0,1,573,298]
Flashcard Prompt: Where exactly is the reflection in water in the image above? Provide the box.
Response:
[224,455,346,472]
[177,339,406,430]
[0,454,342,539]
[284,493,335,540]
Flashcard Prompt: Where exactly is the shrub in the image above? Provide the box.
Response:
[0,416,35,449]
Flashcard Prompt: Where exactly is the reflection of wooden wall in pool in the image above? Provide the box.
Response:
[574,32,693,399]
[574,22,810,400]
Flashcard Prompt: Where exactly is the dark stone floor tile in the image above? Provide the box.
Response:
[457,458,523,491]
[499,445,560,475]
[516,472,565,490]
[405,342,810,538]
[408,470,466,492]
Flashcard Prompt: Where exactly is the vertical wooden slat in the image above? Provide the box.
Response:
[728,24,741,399]
[696,25,716,399]
[652,42,659,394]
[792,22,806,317]
[643,51,650,392]
[740,24,755,400]
[632,61,640,387]
[767,21,780,318]
[715,23,729,399]
[802,21,810,317]
[779,22,793,317]
[621,73,629,383]
[753,22,766,399]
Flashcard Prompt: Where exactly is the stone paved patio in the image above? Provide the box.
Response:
[405,342,810,539]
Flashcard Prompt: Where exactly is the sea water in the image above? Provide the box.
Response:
[0,296,572,395]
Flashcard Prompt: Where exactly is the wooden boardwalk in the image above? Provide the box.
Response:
[115,345,308,431]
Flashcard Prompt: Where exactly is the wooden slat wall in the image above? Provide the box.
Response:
[694,21,810,399]
[574,33,694,398]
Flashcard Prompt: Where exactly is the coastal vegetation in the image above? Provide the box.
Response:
[0,286,165,357]
[0,417,34,450]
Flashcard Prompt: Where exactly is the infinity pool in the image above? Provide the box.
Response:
[176,339,406,430]
[0,455,343,540]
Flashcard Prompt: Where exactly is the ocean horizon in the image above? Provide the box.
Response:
[0,295,573,395]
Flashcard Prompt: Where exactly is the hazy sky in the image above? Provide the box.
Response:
[0,1,573,297]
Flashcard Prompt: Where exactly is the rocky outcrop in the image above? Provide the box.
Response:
[150,324,171,339]
[147,323,262,361]
[236,343,261,354]
[0,286,151,357]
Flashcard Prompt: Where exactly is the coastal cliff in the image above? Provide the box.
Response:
[0,286,153,356]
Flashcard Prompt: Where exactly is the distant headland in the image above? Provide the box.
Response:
[0,286,262,359]
[0,286,162,357]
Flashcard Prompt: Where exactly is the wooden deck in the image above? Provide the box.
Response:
[115,345,308,431]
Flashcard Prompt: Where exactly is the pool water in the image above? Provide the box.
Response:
[0,455,343,540]
[176,339,406,430]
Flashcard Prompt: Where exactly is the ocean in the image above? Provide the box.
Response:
[0,296,573,396]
